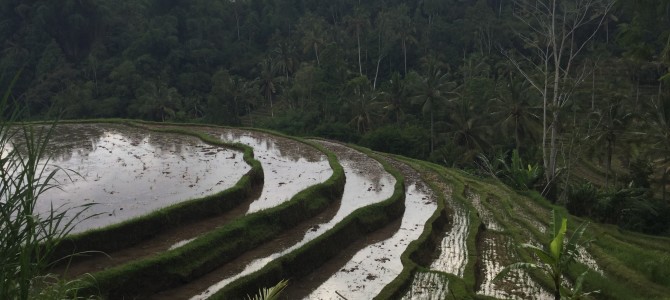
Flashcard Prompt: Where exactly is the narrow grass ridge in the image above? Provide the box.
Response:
[49,121,263,260]
[206,144,406,300]
[63,122,345,299]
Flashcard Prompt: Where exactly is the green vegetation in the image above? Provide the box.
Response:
[71,129,345,298]
[50,120,264,259]
[2,0,670,233]
[3,0,670,298]
[245,279,288,300]
[208,145,406,299]
[495,210,590,300]
[0,81,90,299]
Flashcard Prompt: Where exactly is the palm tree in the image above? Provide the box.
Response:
[344,8,369,76]
[271,35,298,81]
[297,13,328,66]
[589,97,633,187]
[644,95,670,201]
[344,76,378,134]
[395,15,417,77]
[379,72,409,125]
[489,77,541,153]
[257,57,282,117]
[411,66,456,153]
[447,95,491,162]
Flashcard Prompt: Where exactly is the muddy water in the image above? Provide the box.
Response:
[491,194,604,277]
[187,141,395,300]
[401,271,449,300]
[477,231,553,300]
[32,124,248,233]
[144,125,332,214]
[197,128,332,214]
[427,173,470,277]
[304,158,437,300]
[468,189,503,232]
[402,271,449,300]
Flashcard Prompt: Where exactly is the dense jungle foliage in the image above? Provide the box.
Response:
[1,0,670,234]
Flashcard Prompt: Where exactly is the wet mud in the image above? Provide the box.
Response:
[181,141,395,299]
[303,158,437,300]
[148,125,332,214]
[401,272,449,300]
[466,188,502,231]
[32,123,249,233]
[475,231,552,300]
[425,172,469,277]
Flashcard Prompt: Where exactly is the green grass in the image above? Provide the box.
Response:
[18,120,670,300]
[206,144,407,299]
[69,124,345,299]
[50,121,264,259]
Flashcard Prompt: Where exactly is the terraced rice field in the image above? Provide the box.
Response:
[32,121,670,299]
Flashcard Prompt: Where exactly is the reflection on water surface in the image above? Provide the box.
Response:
[32,123,249,233]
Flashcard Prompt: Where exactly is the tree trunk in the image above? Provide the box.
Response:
[373,55,382,90]
[553,274,561,300]
[402,38,407,76]
[314,42,320,66]
[235,11,241,41]
[606,138,612,188]
[357,30,362,76]
[430,110,434,153]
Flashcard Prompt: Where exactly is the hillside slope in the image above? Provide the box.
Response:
[45,121,670,300]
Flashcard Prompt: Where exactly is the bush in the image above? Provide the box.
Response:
[313,122,361,142]
[261,111,321,136]
[567,184,670,235]
[359,125,429,159]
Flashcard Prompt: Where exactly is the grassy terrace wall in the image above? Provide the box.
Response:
[71,124,345,299]
[373,157,451,300]
[49,121,264,260]
[383,162,482,299]
[208,145,406,300]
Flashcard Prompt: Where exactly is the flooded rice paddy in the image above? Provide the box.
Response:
[33,124,248,233]
[468,189,503,231]
[214,128,332,214]
[401,272,449,300]
[477,231,552,300]
[305,158,437,300]
[189,140,395,299]
[428,175,470,277]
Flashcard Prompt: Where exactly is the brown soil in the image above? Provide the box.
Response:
[280,217,403,300]
[147,196,344,300]
[52,186,261,279]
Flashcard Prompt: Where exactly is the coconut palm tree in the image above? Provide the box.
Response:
[344,8,369,76]
[489,77,541,153]
[344,75,379,134]
[588,97,633,187]
[379,72,409,125]
[297,13,328,66]
[411,65,456,153]
[644,95,670,201]
[257,57,283,117]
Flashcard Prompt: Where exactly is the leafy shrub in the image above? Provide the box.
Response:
[567,184,670,234]
[313,122,361,142]
[567,183,599,217]
[499,150,542,190]
[359,125,429,159]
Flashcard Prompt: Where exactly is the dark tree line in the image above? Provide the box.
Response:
[2,0,670,233]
